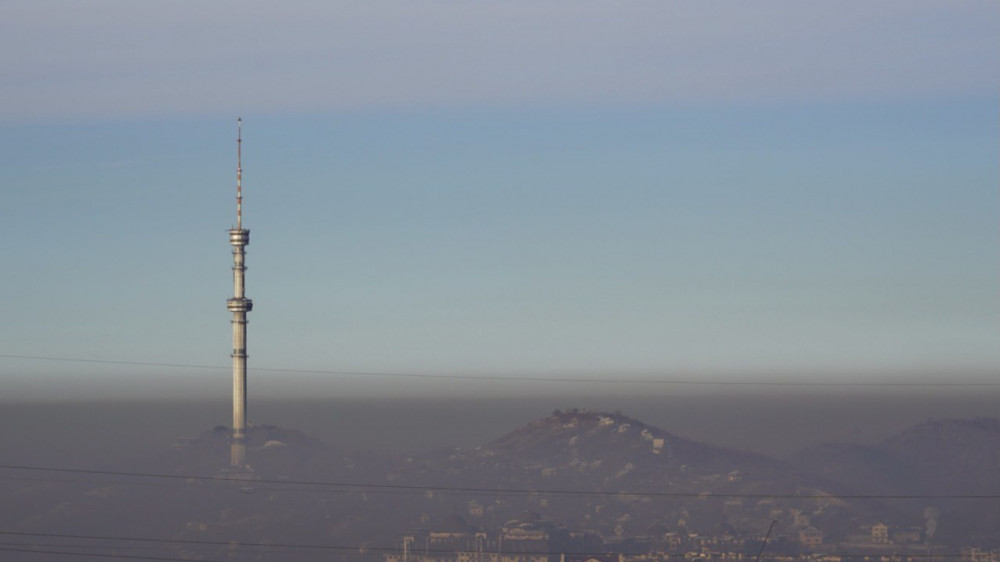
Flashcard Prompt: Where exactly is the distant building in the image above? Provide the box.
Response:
[891,527,923,544]
[799,527,823,548]
[387,515,559,562]
[960,547,1000,562]
[872,522,889,544]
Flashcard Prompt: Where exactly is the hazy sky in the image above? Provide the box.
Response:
[1,1,998,399]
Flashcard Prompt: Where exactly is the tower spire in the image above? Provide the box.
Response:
[236,117,243,229]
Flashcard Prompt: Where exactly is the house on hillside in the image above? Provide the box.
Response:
[799,527,823,548]
[871,522,889,544]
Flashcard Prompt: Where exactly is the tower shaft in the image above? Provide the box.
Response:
[227,119,253,468]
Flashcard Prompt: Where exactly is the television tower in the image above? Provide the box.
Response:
[227,118,253,468]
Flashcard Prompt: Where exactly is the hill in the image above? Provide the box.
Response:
[388,410,857,540]
[794,417,1000,546]
[6,411,1000,560]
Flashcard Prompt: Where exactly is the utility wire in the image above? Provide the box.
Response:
[1,353,994,387]
[1,463,996,501]
[0,545,225,562]
[1,531,363,554]
[0,531,978,560]
[0,473,359,495]
[0,542,248,554]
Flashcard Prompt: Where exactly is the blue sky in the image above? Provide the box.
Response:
[1,2,998,398]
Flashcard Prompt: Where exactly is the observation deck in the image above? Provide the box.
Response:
[227,297,253,312]
[229,228,250,246]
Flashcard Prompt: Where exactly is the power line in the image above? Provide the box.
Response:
[0,542,244,555]
[1,353,995,387]
[0,531,977,560]
[0,545,226,562]
[0,531,358,554]
[1,463,996,501]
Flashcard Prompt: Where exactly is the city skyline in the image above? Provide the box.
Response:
[1,2,998,400]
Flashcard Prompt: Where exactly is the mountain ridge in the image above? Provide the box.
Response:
[4,409,1000,560]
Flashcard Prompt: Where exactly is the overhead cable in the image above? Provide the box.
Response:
[1,463,996,501]
[0,353,991,387]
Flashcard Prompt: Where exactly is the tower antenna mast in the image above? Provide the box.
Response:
[236,117,243,229]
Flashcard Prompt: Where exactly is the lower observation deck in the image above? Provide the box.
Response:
[227,297,253,312]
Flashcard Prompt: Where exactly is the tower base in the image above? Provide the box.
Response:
[218,464,257,482]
